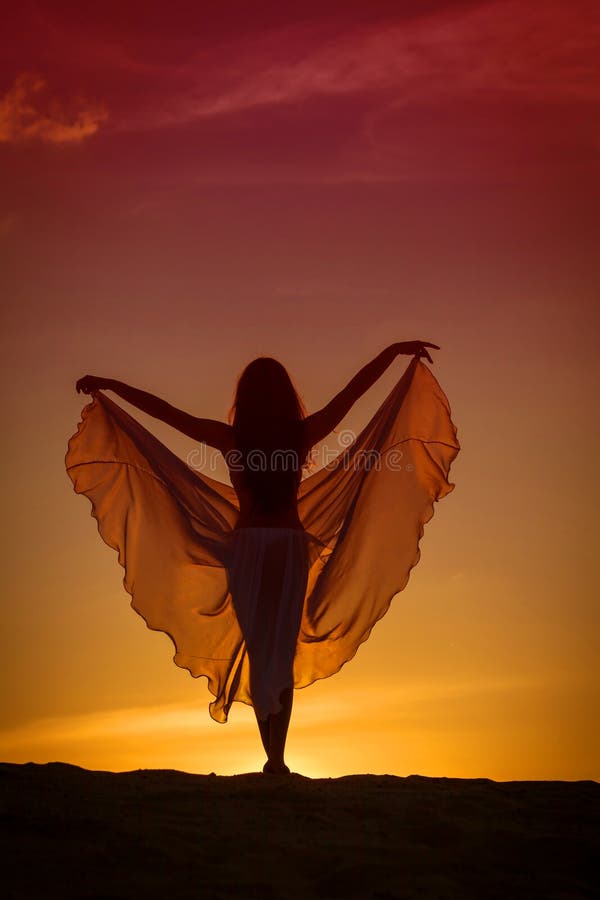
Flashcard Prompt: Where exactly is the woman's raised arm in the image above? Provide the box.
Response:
[301,340,439,450]
[75,376,233,453]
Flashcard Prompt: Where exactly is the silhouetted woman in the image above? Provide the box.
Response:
[75,340,438,774]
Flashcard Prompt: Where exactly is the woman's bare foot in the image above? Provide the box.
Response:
[262,760,290,775]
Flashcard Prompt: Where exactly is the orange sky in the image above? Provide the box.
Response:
[1,0,599,780]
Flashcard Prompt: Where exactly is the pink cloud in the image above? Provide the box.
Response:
[1,1,597,185]
[153,0,600,126]
[7,2,598,132]
[0,73,108,144]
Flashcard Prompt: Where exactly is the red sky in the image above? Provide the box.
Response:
[1,1,598,778]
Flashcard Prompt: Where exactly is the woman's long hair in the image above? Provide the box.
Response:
[228,357,309,513]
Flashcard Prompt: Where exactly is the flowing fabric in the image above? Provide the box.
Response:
[226,527,310,720]
[65,357,460,722]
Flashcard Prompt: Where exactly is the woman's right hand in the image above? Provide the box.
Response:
[76,375,109,395]
[397,341,440,364]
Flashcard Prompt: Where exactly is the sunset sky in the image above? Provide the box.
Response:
[1,0,599,780]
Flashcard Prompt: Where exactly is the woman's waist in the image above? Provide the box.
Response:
[234,511,304,531]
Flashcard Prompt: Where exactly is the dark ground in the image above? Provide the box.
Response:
[0,762,598,899]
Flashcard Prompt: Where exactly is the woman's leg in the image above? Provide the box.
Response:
[254,690,292,772]
[228,530,284,765]
[265,685,294,770]
[231,529,306,773]
[253,712,270,757]
[260,534,308,774]
[249,535,293,772]
[253,687,294,766]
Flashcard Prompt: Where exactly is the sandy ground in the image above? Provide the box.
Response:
[0,762,598,899]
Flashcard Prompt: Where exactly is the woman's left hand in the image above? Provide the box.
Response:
[76,375,108,395]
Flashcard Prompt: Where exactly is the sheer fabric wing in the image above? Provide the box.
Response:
[294,357,460,687]
[65,393,249,722]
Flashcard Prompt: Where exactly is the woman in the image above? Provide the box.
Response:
[74,340,444,775]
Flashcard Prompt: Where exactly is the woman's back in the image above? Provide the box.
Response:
[228,417,307,529]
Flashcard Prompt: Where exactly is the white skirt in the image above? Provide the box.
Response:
[224,527,310,721]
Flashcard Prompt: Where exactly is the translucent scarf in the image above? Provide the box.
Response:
[65,357,460,722]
